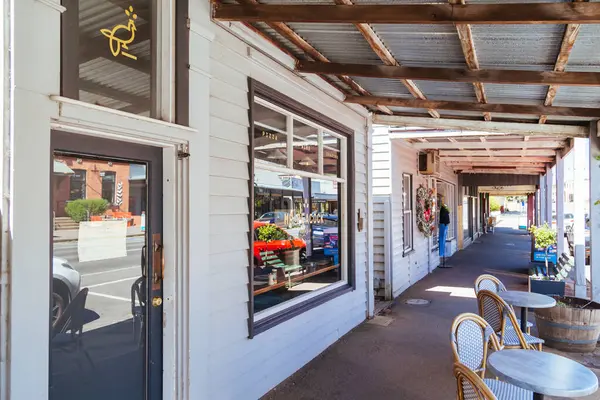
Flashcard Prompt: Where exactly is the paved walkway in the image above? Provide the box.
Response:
[264,225,600,400]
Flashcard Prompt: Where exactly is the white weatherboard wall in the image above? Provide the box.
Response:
[206,22,370,399]
[372,128,458,299]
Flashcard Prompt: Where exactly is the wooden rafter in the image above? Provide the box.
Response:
[539,0,587,124]
[412,140,565,150]
[232,0,392,115]
[344,95,600,118]
[296,61,600,86]
[450,0,490,121]
[440,156,554,162]
[333,0,439,119]
[212,3,600,25]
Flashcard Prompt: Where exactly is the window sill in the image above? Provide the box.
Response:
[252,284,353,337]
[403,249,415,258]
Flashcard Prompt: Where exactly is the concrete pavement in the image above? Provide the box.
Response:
[263,222,600,400]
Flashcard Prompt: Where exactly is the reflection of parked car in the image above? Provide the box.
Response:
[253,222,306,266]
[552,213,575,230]
[312,215,338,249]
[566,219,590,264]
[258,212,286,226]
[53,257,82,322]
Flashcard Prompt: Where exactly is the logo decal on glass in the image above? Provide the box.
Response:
[100,6,138,60]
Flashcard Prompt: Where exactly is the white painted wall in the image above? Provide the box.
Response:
[203,21,371,400]
[371,128,458,299]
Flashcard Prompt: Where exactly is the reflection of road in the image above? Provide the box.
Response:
[54,236,145,331]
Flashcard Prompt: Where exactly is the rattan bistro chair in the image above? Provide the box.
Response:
[454,363,532,400]
[451,313,502,379]
[451,314,533,400]
[477,290,544,351]
[474,274,533,333]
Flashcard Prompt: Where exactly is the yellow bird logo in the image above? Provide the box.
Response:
[100,6,138,60]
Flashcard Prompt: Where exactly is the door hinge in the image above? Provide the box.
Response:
[178,145,190,160]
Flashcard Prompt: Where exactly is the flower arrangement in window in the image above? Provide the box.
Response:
[416,184,435,237]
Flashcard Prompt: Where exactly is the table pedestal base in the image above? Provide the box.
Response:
[520,306,528,333]
[533,393,544,400]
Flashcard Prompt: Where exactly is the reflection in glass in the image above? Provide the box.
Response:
[322,132,340,177]
[51,154,147,400]
[63,0,153,116]
[293,121,319,174]
[254,103,288,167]
[253,169,341,312]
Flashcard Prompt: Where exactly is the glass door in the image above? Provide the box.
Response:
[50,131,163,400]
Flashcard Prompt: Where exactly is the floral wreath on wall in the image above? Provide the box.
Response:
[416,184,435,237]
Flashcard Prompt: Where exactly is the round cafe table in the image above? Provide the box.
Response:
[499,291,556,332]
[488,349,598,400]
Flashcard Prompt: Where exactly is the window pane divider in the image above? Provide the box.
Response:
[255,161,346,184]
[318,129,324,175]
[286,116,294,169]
[255,121,288,136]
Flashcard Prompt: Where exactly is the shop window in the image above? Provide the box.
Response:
[101,171,116,204]
[402,173,413,253]
[249,82,353,334]
[69,169,87,200]
[60,0,188,122]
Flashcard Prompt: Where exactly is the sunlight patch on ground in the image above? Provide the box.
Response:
[426,285,476,299]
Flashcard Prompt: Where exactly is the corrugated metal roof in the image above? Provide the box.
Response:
[553,86,600,108]
[287,23,381,64]
[473,25,564,70]
[484,84,547,105]
[412,81,477,102]
[565,24,600,72]
[372,24,466,68]
[352,77,413,97]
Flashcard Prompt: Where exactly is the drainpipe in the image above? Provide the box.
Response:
[589,122,600,301]
[366,118,375,318]
[545,166,553,225]
[556,151,565,258]
[573,138,587,298]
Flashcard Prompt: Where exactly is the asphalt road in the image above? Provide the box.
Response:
[54,236,145,332]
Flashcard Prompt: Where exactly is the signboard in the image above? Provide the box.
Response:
[533,244,557,265]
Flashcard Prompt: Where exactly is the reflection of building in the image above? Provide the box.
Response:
[53,156,146,224]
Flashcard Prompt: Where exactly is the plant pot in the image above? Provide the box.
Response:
[534,296,600,353]
[530,278,565,296]
[283,249,300,266]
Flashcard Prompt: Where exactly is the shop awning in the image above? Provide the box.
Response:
[53,160,74,175]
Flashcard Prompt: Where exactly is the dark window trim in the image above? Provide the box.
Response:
[247,78,356,338]
[175,0,189,126]
[402,172,413,253]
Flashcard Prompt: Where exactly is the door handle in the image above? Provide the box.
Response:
[152,234,163,289]
[141,245,147,278]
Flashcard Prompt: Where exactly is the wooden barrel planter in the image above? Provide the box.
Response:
[534,296,600,353]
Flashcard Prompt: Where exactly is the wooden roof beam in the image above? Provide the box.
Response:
[213,3,600,24]
[297,61,600,86]
[412,140,565,150]
[539,0,586,124]
[333,0,439,119]
[450,0,490,121]
[345,95,600,118]
[233,0,392,115]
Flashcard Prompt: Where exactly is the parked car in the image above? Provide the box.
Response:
[566,219,590,264]
[253,221,306,267]
[552,213,575,230]
[311,214,338,249]
[53,257,82,322]
[257,212,286,225]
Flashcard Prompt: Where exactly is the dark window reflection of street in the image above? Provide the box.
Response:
[51,156,147,400]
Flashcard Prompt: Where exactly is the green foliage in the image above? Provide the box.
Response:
[65,199,109,223]
[489,197,501,212]
[529,223,557,250]
[256,224,288,242]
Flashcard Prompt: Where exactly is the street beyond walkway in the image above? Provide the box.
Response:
[264,221,600,400]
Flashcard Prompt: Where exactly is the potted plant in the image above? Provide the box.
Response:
[256,224,301,266]
[535,297,600,353]
[529,223,564,296]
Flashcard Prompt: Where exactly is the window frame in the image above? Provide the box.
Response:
[402,173,414,254]
[247,79,356,337]
[59,0,189,125]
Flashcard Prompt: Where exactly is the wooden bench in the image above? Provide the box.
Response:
[528,252,572,280]
[259,250,304,286]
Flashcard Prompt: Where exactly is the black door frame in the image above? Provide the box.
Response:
[50,130,164,399]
